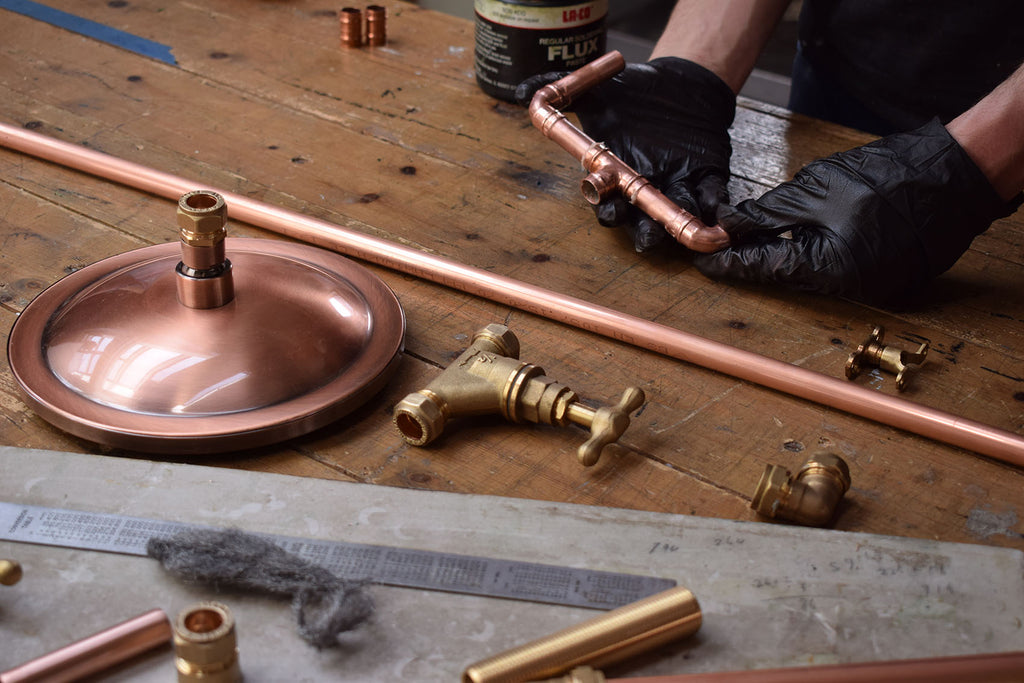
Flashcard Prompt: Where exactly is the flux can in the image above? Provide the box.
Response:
[474,0,608,101]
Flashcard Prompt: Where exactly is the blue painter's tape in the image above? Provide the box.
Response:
[0,0,177,65]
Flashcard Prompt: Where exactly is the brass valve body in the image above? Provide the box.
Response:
[751,452,851,527]
[393,324,645,466]
[174,602,242,683]
[846,325,928,392]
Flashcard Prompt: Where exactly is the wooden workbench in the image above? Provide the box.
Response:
[0,0,1021,579]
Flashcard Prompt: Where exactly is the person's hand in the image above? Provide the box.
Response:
[692,119,1022,305]
[516,57,736,252]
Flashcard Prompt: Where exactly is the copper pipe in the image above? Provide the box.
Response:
[1,122,1022,467]
[528,51,730,253]
[0,608,171,683]
[339,7,363,48]
[604,650,1024,683]
[365,5,387,47]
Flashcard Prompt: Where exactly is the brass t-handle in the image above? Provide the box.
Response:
[393,324,646,466]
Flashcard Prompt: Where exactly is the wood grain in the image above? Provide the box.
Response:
[0,1,1021,557]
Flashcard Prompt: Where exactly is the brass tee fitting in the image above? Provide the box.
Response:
[751,452,851,527]
[175,190,234,309]
[393,324,645,466]
[173,602,242,683]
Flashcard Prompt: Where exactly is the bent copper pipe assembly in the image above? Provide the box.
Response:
[528,51,730,252]
[1,122,1022,468]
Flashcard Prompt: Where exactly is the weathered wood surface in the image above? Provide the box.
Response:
[0,0,1021,561]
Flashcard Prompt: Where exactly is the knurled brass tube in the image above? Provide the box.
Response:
[462,586,701,683]
[0,608,171,683]
[1,122,1022,468]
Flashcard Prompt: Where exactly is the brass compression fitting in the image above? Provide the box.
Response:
[175,190,234,309]
[393,324,645,466]
[173,602,241,683]
[751,452,851,527]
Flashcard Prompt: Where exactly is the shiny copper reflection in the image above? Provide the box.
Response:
[0,122,1021,467]
[8,238,404,453]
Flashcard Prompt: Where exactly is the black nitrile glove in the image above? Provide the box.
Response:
[692,119,1023,305]
[516,58,736,252]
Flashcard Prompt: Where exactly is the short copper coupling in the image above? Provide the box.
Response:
[175,190,234,309]
[340,6,387,48]
[173,602,242,683]
[751,452,851,527]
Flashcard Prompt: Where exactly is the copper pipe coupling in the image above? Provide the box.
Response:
[340,6,387,48]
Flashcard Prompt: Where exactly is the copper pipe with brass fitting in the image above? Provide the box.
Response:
[173,602,242,683]
[3,122,1023,466]
[393,324,645,466]
[0,559,21,586]
[751,452,851,527]
[175,190,234,309]
[462,586,701,683]
[528,51,730,253]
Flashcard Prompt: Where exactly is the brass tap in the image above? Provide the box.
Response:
[173,602,242,683]
[393,324,645,466]
[175,190,235,309]
[846,325,928,392]
[751,452,851,527]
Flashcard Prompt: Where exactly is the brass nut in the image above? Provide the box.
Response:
[174,601,241,683]
[473,323,521,359]
[394,391,445,446]
[177,190,228,246]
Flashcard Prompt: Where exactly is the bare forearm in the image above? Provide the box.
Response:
[649,0,791,93]
[946,63,1024,201]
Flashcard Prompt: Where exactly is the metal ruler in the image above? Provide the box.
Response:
[0,501,674,610]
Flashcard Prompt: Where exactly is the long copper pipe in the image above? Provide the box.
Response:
[608,650,1024,683]
[1,123,1022,467]
[528,51,730,252]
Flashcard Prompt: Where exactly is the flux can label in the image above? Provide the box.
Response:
[474,0,608,101]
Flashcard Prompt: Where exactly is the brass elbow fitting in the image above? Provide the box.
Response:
[175,190,234,309]
[751,452,851,527]
[173,602,241,683]
[393,324,645,466]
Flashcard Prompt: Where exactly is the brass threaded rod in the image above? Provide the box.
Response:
[462,586,701,683]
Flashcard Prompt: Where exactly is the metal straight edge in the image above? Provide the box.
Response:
[0,502,675,611]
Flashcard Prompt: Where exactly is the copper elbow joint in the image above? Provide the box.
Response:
[751,452,851,527]
[528,51,730,253]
